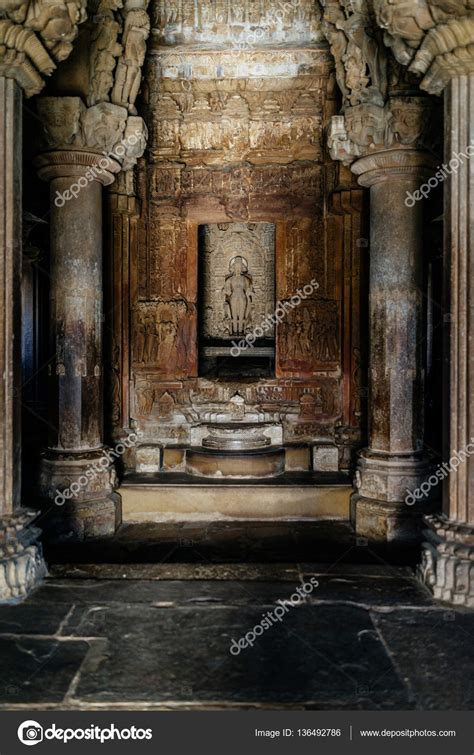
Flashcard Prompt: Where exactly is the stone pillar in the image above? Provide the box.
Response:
[350,148,436,545]
[34,98,147,541]
[420,72,474,605]
[0,78,46,600]
[372,2,474,602]
[35,148,122,540]
[0,0,86,599]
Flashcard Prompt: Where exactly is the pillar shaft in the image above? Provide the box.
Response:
[444,73,474,525]
[0,77,45,600]
[49,177,103,451]
[0,77,22,514]
[369,178,424,455]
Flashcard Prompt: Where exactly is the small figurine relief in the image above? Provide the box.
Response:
[223,256,254,336]
[132,299,196,376]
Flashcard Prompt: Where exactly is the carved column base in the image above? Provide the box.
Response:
[419,515,474,607]
[39,450,122,541]
[0,512,47,602]
[351,451,434,545]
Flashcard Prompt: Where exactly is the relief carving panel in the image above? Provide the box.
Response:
[132,299,197,377]
[200,223,275,340]
[278,301,340,376]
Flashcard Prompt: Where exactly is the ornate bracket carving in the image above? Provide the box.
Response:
[374,0,474,95]
[0,0,87,96]
[321,0,438,166]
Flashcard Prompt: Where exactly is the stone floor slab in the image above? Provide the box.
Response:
[70,604,412,708]
[372,609,474,709]
[0,638,90,704]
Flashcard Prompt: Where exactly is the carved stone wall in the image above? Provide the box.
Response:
[105,1,368,465]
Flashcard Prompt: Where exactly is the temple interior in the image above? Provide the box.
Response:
[0,0,473,712]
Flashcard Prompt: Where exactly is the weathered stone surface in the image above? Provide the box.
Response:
[372,608,474,709]
[0,637,89,704]
[31,572,433,610]
[0,560,470,709]
[69,603,410,706]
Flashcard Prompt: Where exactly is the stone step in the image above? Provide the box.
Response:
[119,472,352,522]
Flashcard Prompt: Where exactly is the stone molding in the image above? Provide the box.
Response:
[351,146,438,186]
[0,0,86,96]
[355,450,434,505]
[420,514,474,607]
[35,148,121,184]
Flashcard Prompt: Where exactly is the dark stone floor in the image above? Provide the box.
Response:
[1,522,473,711]
[44,520,417,566]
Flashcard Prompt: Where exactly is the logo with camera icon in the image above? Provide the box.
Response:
[18,720,44,746]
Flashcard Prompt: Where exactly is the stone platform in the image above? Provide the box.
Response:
[119,472,352,522]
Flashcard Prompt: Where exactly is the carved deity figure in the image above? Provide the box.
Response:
[111,0,150,113]
[88,0,123,106]
[223,255,254,336]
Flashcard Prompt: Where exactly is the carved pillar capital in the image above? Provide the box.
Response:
[374,0,474,94]
[34,97,148,182]
[327,96,437,169]
[0,0,86,96]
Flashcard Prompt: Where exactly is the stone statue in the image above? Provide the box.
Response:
[88,0,123,106]
[223,255,254,336]
[111,0,150,113]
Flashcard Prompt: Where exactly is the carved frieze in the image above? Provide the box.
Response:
[148,89,323,165]
[150,0,323,48]
[150,164,324,202]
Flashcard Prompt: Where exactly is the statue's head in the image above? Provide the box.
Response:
[229,255,248,274]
